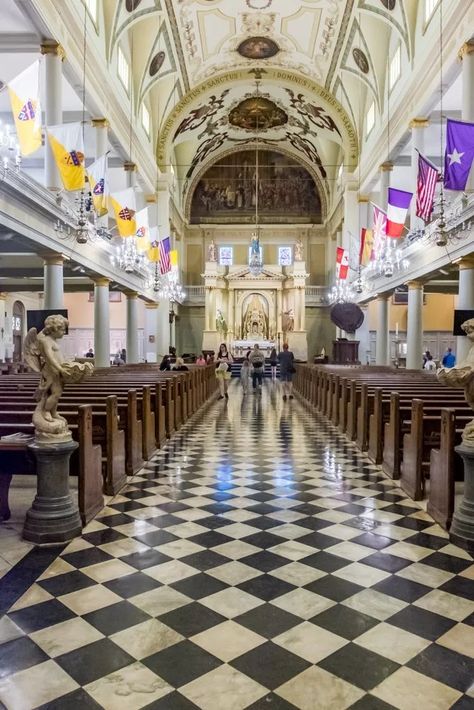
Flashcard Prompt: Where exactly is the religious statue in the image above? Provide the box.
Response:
[282,309,294,333]
[208,239,217,262]
[250,232,260,257]
[294,238,304,262]
[24,315,94,443]
[437,319,474,444]
[243,294,267,340]
[215,308,228,335]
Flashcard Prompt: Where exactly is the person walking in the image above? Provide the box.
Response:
[216,343,233,399]
[442,347,456,368]
[269,347,278,381]
[249,344,265,394]
[278,343,295,400]
[240,358,250,395]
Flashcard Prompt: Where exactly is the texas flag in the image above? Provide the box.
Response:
[386,188,412,237]
[336,246,349,280]
[444,118,474,191]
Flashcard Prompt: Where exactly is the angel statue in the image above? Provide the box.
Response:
[208,240,217,262]
[437,318,474,445]
[24,314,94,443]
[294,238,304,262]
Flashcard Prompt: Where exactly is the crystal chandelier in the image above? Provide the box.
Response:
[328,280,356,304]
[157,271,185,303]
[53,187,106,244]
[366,236,409,279]
[111,236,148,273]
[0,123,21,172]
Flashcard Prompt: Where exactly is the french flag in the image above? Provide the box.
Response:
[386,188,413,237]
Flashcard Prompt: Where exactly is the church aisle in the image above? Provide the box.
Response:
[0,381,473,710]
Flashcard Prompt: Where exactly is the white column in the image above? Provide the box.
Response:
[410,119,429,229]
[375,294,389,365]
[92,118,108,158]
[356,304,370,364]
[406,281,424,370]
[156,301,170,357]
[460,41,474,189]
[379,162,393,211]
[125,290,139,363]
[43,255,64,309]
[342,184,358,253]
[124,162,137,189]
[93,277,110,368]
[457,256,474,363]
[277,289,283,337]
[144,302,159,362]
[0,293,6,362]
[298,287,306,331]
[41,42,63,191]
[228,288,235,341]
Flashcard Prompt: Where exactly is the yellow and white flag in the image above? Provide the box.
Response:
[8,60,42,156]
[170,249,178,270]
[147,226,160,262]
[135,207,150,251]
[110,188,136,237]
[87,154,108,216]
[47,122,85,191]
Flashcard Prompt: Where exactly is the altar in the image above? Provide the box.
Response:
[232,340,276,356]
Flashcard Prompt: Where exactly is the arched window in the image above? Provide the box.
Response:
[12,300,25,362]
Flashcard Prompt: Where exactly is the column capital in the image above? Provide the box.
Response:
[358,195,370,203]
[91,118,109,128]
[456,254,474,270]
[376,293,391,301]
[123,161,137,172]
[145,194,157,203]
[458,40,474,61]
[405,280,424,289]
[145,302,159,309]
[91,276,111,287]
[42,253,65,266]
[0,293,7,300]
[409,117,430,129]
[40,41,65,60]
[379,162,393,172]
[123,289,138,299]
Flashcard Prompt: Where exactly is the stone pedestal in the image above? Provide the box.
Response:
[450,442,474,554]
[23,440,82,545]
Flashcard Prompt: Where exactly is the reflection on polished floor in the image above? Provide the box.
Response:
[0,381,473,709]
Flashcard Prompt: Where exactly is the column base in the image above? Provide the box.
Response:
[23,440,82,545]
[449,442,474,554]
[286,332,308,361]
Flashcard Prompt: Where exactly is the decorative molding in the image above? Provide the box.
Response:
[40,40,65,60]
[458,40,474,61]
[409,118,430,129]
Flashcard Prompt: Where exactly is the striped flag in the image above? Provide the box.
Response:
[159,236,172,274]
[336,246,349,280]
[416,151,440,221]
[386,188,412,237]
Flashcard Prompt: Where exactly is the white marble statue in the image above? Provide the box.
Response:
[294,238,304,262]
[437,318,474,445]
[208,240,217,262]
[24,314,94,443]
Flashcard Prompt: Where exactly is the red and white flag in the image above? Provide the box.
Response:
[416,151,440,222]
[336,246,349,280]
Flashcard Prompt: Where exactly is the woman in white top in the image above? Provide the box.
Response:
[216,343,233,399]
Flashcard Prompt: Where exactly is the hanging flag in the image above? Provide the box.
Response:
[159,236,172,274]
[359,228,375,266]
[444,118,474,191]
[8,61,42,156]
[147,227,160,262]
[110,188,136,236]
[47,123,85,191]
[386,188,412,237]
[135,208,150,251]
[416,151,440,221]
[372,203,387,256]
[170,250,179,270]
[336,246,349,280]
[87,154,108,216]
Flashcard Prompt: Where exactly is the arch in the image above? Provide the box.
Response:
[12,300,25,363]
[184,145,328,223]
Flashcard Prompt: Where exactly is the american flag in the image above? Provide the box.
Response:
[416,151,440,222]
[159,236,171,275]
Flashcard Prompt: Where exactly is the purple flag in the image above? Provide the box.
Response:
[444,118,474,190]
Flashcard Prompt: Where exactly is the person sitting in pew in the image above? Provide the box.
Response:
[85,348,94,358]
[442,347,456,368]
[196,354,206,366]
[173,357,189,372]
[112,352,125,366]
[160,355,171,371]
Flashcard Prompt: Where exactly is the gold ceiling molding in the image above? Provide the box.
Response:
[157,68,358,170]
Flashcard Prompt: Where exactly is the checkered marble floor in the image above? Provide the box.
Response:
[1,380,473,709]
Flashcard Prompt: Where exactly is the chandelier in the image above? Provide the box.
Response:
[53,187,108,244]
[111,236,148,273]
[0,124,21,172]
[328,280,356,304]
[157,271,185,303]
[366,236,409,279]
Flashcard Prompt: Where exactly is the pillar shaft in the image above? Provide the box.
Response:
[406,281,424,370]
[124,162,136,189]
[92,118,108,158]
[379,163,393,212]
[410,119,429,228]
[43,256,64,310]
[144,303,159,362]
[93,278,110,368]
[41,43,63,191]
[125,291,139,363]
[457,258,474,362]
[156,301,170,357]
[375,295,389,365]
[461,42,474,189]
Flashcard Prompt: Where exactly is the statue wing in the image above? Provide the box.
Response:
[23,328,42,372]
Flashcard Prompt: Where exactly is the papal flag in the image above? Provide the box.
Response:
[170,250,178,270]
[135,208,150,251]
[47,122,85,191]
[8,60,42,156]
[87,154,108,216]
[147,227,160,262]
[110,188,136,236]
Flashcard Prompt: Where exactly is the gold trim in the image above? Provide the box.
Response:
[145,194,157,203]
[379,162,393,172]
[40,41,65,60]
[405,280,424,289]
[42,254,65,266]
[358,195,370,203]
[92,277,111,287]
[458,40,474,61]
[123,162,137,172]
[145,302,159,309]
[0,292,7,300]
[123,290,138,298]
[409,118,429,129]
[91,118,109,128]
[457,255,474,270]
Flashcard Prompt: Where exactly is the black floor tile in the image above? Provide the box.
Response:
[83,600,151,635]
[304,575,364,602]
[350,533,394,550]
[300,551,348,573]
[82,529,127,545]
[297,531,340,549]
[188,530,233,548]
[242,531,287,549]
[421,552,472,574]
[372,576,431,603]
[133,530,179,547]
[231,641,310,690]
[104,572,161,598]
[318,643,399,691]
[408,643,474,692]
[244,517,282,531]
[243,551,288,573]
[403,532,450,550]
[362,552,412,574]
[61,548,113,569]
[310,604,379,640]
[180,550,230,571]
[171,573,227,600]
[238,574,295,602]
[235,604,301,639]
[56,638,134,686]
[0,636,48,679]
[36,688,103,709]
[439,576,474,601]
[38,570,97,597]
[158,602,226,637]
[388,605,456,641]
[142,692,200,709]
[348,696,397,710]
[119,549,172,570]
[246,693,299,709]
[143,640,221,687]
[8,599,75,633]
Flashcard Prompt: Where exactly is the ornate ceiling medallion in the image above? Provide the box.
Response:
[352,47,369,74]
[125,0,142,11]
[380,0,396,9]
[149,51,165,77]
[229,96,288,131]
[237,37,279,60]
[246,0,273,8]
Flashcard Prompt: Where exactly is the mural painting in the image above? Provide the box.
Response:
[190,150,322,224]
